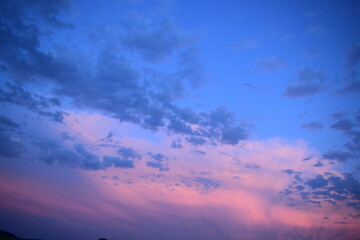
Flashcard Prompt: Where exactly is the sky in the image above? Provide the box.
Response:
[0,0,360,239]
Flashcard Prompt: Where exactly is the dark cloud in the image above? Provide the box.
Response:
[0,115,19,129]
[356,110,360,124]
[203,106,248,145]
[0,0,73,83]
[233,39,257,50]
[343,73,360,93]
[279,188,293,195]
[194,149,206,155]
[346,43,360,68]
[306,200,321,205]
[327,113,360,155]
[0,113,23,158]
[186,136,206,146]
[33,139,135,170]
[121,19,188,62]
[102,156,135,169]
[166,106,248,145]
[345,130,360,153]
[60,132,76,141]
[312,161,324,167]
[0,130,22,158]
[322,150,353,162]
[117,146,142,160]
[283,172,360,210]
[0,82,65,122]
[257,57,285,72]
[306,175,328,189]
[302,156,312,161]
[331,119,355,132]
[329,111,347,120]
[284,68,326,97]
[170,139,183,149]
[0,0,249,146]
[146,152,169,171]
[243,83,256,90]
[244,164,260,169]
[342,43,360,93]
[195,177,221,193]
[0,0,73,29]
[281,169,295,175]
[99,132,114,143]
[301,122,323,130]
[175,47,206,88]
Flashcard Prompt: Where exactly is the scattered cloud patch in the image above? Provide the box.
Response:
[301,122,323,130]
[146,152,169,171]
[170,139,183,149]
[331,119,355,132]
[284,68,326,98]
[283,172,360,210]
[257,57,285,72]
[195,177,221,193]
[322,150,353,162]
[329,112,347,120]
[102,156,135,169]
[0,82,65,122]
[233,39,257,50]
[312,161,324,167]
[0,115,19,129]
[186,136,206,146]
[117,146,142,160]
[33,140,135,170]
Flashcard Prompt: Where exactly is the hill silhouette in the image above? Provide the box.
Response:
[0,230,108,240]
[0,230,42,240]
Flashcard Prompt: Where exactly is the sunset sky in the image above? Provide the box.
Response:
[1,0,360,239]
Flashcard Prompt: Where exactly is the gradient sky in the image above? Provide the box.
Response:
[1,1,360,239]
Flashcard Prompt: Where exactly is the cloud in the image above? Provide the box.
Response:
[257,57,285,72]
[0,0,248,146]
[306,175,328,189]
[233,39,257,50]
[0,130,22,158]
[195,177,221,193]
[202,106,248,145]
[328,113,360,154]
[322,150,353,162]
[102,156,135,169]
[343,72,360,93]
[331,119,355,132]
[121,19,189,62]
[301,122,323,130]
[186,137,206,146]
[0,115,23,157]
[283,172,360,210]
[117,146,142,160]
[0,82,65,122]
[0,115,19,129]
[170,139,183,149]
[312,161,324,167]
[146,152,169,171]
[346,43,360,68]
[284,68,326,97]
[194,149,206,155]
[329,111,347,120]
[342,43,360,93]
[281,169,295,175]
[33,139,135,170]
[175,47,205,89]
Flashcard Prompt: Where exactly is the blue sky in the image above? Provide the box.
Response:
[0,1,360,239]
